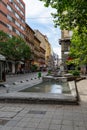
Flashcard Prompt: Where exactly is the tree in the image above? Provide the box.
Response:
[0,30,10,57]
[39,0,87,68]
[8,36,31,61]
[68,27,87,66]
[0,30,10,42]
[0,31,31,61]
[39,0,87,30]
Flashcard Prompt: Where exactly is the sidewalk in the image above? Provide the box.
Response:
[0,75,87,130]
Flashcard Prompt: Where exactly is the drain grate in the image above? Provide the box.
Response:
[0,119,9,125]
[28,110,46,115]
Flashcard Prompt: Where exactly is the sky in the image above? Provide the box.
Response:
[23,0,61,58]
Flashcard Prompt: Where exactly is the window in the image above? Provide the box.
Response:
[7,24,12,30]
[13,2,24,16]
[8,34,12,38]
[7,15,12,21]
[12,27,16,32]
[15,13,20,19]
[20,10,24,16]
[7,5,12,12]
[20,2,25,9]
[21,19,25,24]
[15,21,20,27]
[16,29,20,35]
[16,0,25,9]
[21,26,25,30]
[20,33,24,38]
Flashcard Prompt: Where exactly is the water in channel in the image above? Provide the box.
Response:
[20,81,71,94]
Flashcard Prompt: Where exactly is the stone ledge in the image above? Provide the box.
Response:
[0,92,78,105]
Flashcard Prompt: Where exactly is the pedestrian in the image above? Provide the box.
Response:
[38,71,41,79]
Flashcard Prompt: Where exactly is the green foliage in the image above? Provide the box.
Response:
[0,30,10,42]
[31,64,38,72]
[0,31,31,61]
[69,70,80,76]
[39,0,87,30]
[39,0,87,68]
[69,27,87,66]
[47,70,51,75]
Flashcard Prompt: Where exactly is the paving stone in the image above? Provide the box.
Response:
[62,120,73,126]
[26,121,39,128]
[20,117,31,122]
[30,118,41,123]
[50,119,62,125]
[74,126,86,130]
[5,120,18,127]
[37,122,50,129]
[0,74,87,130]
[49,124,61,130]
[0,112,17,118]
[73,120,85,127]
[28,110,46,114]
[16,121,28,127]
[0,107,23,112]
[61,125,73,130]
[0,119,9,125]
[0,126,12,130]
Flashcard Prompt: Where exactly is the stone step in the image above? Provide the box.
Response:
[0,92,79,105]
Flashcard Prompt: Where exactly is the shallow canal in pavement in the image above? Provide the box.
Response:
[20,81,71,94]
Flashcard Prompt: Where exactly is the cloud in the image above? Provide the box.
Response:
[24,0,56,24]
[24,0,44,17]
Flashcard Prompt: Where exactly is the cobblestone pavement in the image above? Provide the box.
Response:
[0,74,87,130]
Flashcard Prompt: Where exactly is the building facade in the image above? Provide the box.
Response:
[59,30,71,72]
[34,30,46,70]
[44,36,52,69]
[0,0,25,38]
[34,36,41,69]
[25,23,35,71]
[0,0,25,74]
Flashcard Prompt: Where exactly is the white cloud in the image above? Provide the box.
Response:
[24,0,54,17]
[23,0,44,17]
[23,0,56,24]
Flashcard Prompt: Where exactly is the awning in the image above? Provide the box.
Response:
[19,61,24,64]
[0,54,6,61]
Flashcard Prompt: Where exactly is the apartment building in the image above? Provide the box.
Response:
[34,36,41,69]
[34,30,46,70]
[59,30,71,71]
[44,36,52,69]
[0,0,25,73]
[0,0,25,38]
[25,23,35,71]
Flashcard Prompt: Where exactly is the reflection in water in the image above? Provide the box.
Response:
[21,81,71,94]
[50,84,62,94]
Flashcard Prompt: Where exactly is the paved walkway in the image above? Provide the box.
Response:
[0,74,87,130]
